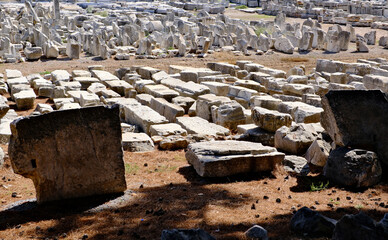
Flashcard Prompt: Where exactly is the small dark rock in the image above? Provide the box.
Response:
[161,229,215,240]
[263,196,269,200]
[244,225,268,240]
[251,204,256,210]
[81,234,88,240]
[154,208,165,216]
[290,206,337,237]
[276,198,281,203]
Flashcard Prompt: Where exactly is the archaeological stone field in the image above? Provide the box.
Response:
[0,0,387,240]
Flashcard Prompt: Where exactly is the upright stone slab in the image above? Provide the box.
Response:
[9,106,126,203]
[321,90,388,167]
[186,140,285,177]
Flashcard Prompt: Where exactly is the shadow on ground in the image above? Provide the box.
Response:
[1,167,387,239]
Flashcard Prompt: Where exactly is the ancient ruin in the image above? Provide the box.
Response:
[0,0,387,239]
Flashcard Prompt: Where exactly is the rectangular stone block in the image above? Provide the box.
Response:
[186,140,284,177]
[9,106,127,203]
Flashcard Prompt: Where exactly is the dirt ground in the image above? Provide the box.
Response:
[0,9,388,240]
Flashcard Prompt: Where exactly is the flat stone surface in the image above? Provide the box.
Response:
[122,132,154,152]
[176,116,230,137]
[9,106,126,203]
[149,123,187,137]
[252,107,292,133]
[186,140,284,177]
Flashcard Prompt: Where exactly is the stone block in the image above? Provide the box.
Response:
[186,140,284,177]
[252,107,292,133]
[9,106,126,203]
[122,132,154,152]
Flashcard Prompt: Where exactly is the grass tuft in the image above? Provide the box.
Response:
[235,5,248,10]
[310,181,329,192]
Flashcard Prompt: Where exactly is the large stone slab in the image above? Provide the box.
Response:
[186,140,285,177]
[122,101,169,134]
[321,90,388,167]
[9,106,126,203]
[176,116,230,137]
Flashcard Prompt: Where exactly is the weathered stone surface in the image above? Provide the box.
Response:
[333,212,388,240]
[0,147,4,167]
[122,132,154,152]
[238,126,275,147]
[211,101,246,130]
[283,155,309,176]
[252,107,292,133]
[176,116,230,137]
[321,90,388,167]
[14,90,36,110]
[196,94,231,122]
[324,147,382,188]
[159,135,189,150]
[9,106,126,203]
[0,96,9,118]
[305,139,331,167]
[161,229,215,240]
[149,123,187,137]
[291,207,337,237]
[274,37,294,54]
[362,75,388,93]
[244,225,268,240]
[186,140,285,177]
[24,47,42,60]
[122,100,169,135]
[150,97,185,122]
[251,95,282,111]
[275,124,320,155]
[172,96,195,114]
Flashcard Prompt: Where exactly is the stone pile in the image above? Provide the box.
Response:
[2,57,387,182]
[259,0,388,28]
[1,0,385,64]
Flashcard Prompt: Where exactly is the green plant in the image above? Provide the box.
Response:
[39,71,51,75]
[125,163,139,175]
[155,165,177,172]
[329,198,340,205]
[355,204,364,210]
[235,5,248,10]
[94,11,108,17]
[167,46,174,50]
[310,181,329,192]
[86,6,93,14]
[255,27,268,36]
